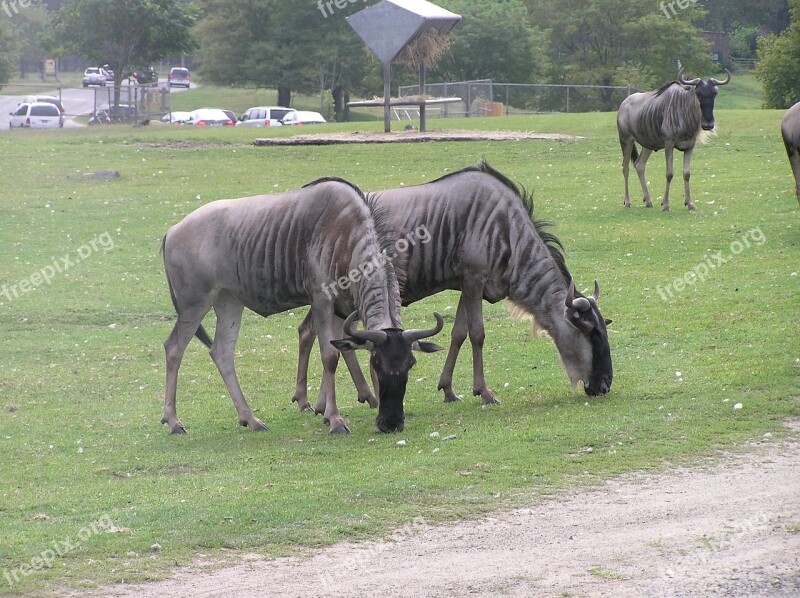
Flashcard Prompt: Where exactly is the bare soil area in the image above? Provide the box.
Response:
[97,422,800,598]
[252,130,582,146]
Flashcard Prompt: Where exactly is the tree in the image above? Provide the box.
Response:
[700,0,789,35]
[431,0,547,83]
[49,0,197,104]
[194,0,371,117]
[756,0,800,108]
[524,0,713,107]
[0,16,18,88]
[10,3,51,77]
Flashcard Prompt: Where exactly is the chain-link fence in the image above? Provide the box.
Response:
[88,81,171,124]
[398,79,637,119]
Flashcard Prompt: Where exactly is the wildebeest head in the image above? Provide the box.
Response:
[559,281,613,397]
[679,68,731,131]
[331,312,444,433]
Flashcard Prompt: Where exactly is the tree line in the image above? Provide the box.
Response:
[0,0,796,113]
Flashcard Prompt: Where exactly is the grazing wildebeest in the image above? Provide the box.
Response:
[617,68,731,211]
[161,178,443,435]
[291,161,613,410]
[781,101,800,206]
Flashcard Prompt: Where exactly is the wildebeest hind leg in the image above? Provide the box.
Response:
[634,147,653,208]
[210,294,268,431]
[163,303,211,434]
[785,139,800,206]
[462,278,499,405]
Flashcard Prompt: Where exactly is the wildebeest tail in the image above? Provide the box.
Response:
[160,235,213,348]
[630,143,639,163]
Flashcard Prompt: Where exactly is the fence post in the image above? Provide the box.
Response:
[566,86,570,113]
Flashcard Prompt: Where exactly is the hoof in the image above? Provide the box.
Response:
[291,395,312,412]
[239,418,269,431]
[162,417,186,434]
[686,203,696,211]
[330,423,351,435]
[443,394,463,403]
[358,394,379,409]
[475,389,500,405]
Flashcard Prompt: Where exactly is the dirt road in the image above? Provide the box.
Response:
[100,426,799,598]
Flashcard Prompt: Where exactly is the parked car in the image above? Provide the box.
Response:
[235,106,296,127]
[21,95,65,116]
[161,111,193,125]
[82,67,107,87]
[9,102,63,129]
[168,67,190,88]
[132,67,158,84]
[185,108,235,127]
[280,110,327,126]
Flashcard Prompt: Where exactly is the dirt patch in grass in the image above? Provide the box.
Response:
[253,130,582,146]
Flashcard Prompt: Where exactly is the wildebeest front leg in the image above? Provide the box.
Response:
[162,304,211,434]
[437,296,468,402]
[662,142,675,212]
[313,304,350,434]
[210,295,267,431]
[291,310,316,413]
[462,279,499,405]
[634,147,654,208]
[682,147,696,210]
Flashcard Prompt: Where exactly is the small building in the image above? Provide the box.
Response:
[701,31,730,65]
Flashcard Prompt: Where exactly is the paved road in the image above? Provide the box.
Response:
[0,79,192,130]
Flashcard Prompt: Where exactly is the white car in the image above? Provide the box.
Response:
[184,109,235,127]
[9,102,63,129]
[280,110,327,126]
[235,106,296,127]
[161,111,193,124]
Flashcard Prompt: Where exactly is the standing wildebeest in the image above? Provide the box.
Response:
[781,101,800,206]
[617,68,730,211]
[291,162,612,411]
[161,178,443,435]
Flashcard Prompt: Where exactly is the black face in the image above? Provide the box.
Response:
[566,298,613,396]
[371,330,416,433]
[695,81,719,131]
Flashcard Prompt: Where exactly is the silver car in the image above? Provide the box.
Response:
[235,106,296,127]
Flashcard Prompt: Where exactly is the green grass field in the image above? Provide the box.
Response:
[0,104,798,595]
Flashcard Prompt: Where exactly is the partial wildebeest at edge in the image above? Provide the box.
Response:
[292,161,613,412]
[161,178,443,435]
[617,68,731,211]
[781,101,800,206]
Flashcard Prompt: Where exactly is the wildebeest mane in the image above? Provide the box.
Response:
[435,160,571,284]
[302,176,366,198]
[654,80,682,97]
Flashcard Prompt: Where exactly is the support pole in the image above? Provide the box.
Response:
[383,62,391,133]
[419,64,426,132]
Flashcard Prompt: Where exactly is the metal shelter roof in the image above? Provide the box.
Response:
[346,0,462,65]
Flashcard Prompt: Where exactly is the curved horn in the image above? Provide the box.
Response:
[678,68,701,87]
[709,69,731,86]
[565,280,591,312]
[342,310,387,344]
[402,312,444,343]
[592,280,600,301]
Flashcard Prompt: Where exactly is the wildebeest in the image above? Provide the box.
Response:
[291,162,613,411]
[617,68,730,211]
[161,178,443,435]
[781,101,800,206]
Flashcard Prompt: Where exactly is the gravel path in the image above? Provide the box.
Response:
[99,426,800,598]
